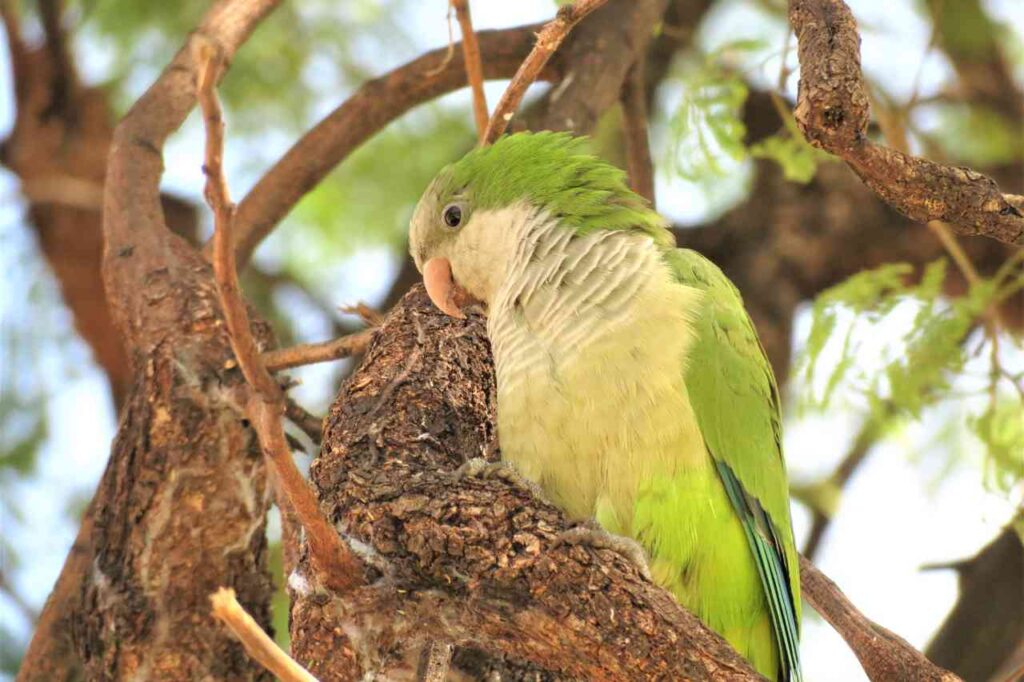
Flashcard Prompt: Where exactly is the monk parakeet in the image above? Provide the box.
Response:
[408,132,801,681]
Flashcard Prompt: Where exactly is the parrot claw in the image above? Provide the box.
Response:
[554,525,653,581]
[453,457,545,499]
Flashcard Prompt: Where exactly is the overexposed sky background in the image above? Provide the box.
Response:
[1,1,1022,680]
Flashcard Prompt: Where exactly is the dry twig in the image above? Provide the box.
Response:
[788,0,1024,245]
[210,588,319,682]
[621,57,655,205]
[196,44,362,593]
[262,328,376,372]
[483,0,610,144]
[451,0,489,141]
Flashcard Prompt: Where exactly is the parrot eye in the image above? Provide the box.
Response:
[441,203,463,229]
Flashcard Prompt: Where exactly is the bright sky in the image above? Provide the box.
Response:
[1,1,1021,680]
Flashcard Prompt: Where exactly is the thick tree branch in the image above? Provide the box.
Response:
[525,0,669,136]
[63,1,288,678]
[788,0,1024,245]
[196,45,363,595]
[103,0,282,339]
[220,24,556,268]
[926,526,1024,681]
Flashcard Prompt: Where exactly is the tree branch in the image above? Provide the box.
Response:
[926,525,1024,681]
[483,0,610,143]
[451,0,488,142]
[210,588,318,682]
[219,23,556,269]
[788,0,1024,245]
[196,44,363,595]
[262,328,375,372]
[800,557,962,681]
[800,414,885,559]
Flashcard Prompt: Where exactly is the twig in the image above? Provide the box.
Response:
[284,396,324,443]
[341,302,385,327]
[483,0,610,144]
[620,57,655,206]
[196,44,362,593]
[788,0,1024,245]
[262,328,375,372]
[210,588,319,682]
[800,556,963,681]
[451,0,489,142]
[424,5,456,78]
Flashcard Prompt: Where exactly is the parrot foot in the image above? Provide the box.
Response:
[554,525,653,581]
[453,457,545,499]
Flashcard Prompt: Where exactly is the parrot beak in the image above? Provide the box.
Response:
[422,257,469,319]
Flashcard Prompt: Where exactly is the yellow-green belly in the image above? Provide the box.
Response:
[492,281,780,679]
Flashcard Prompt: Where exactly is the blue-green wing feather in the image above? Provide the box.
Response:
[667,248,802,682]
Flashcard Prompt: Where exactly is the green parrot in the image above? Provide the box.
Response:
[408,132,801,681]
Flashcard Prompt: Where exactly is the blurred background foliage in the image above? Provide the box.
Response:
[0,0,1021,679]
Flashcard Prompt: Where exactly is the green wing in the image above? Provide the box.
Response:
[666,248,802,682]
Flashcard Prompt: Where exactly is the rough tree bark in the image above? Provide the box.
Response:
[16,1,286,680]
[289,288,764,681]
[674,91,1022,378]
[788,0,1023,245]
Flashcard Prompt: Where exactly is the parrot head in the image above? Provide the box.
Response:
[408,132,671,318]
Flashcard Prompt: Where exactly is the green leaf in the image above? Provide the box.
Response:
[971,400,1024,492]
[749,133,823,183]
[664,55,750,181]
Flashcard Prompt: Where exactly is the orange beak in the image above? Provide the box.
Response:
[422,257,467,319]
